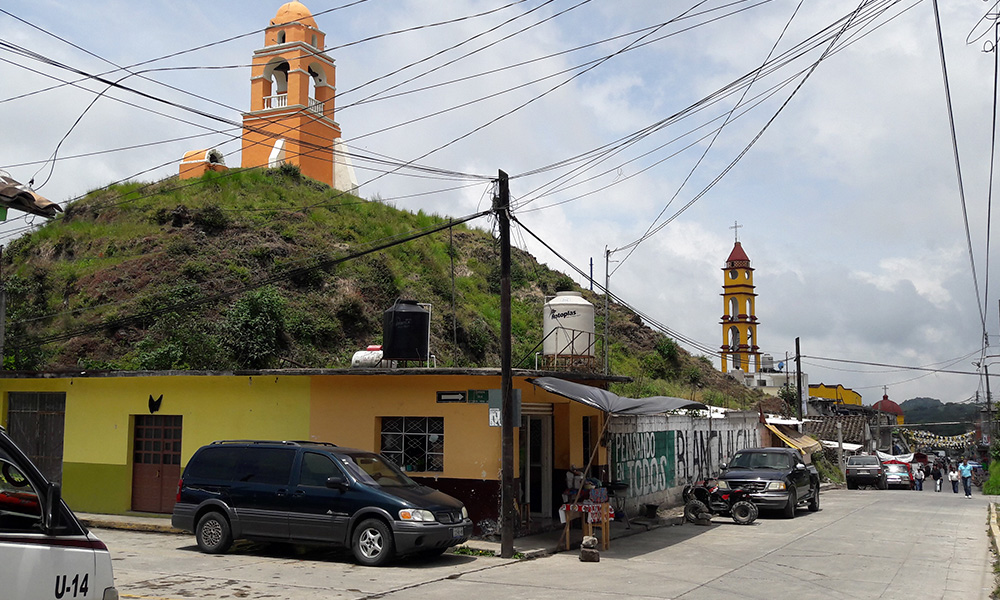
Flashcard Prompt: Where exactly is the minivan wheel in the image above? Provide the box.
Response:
[196,511,233,554]
[352,518,395,567]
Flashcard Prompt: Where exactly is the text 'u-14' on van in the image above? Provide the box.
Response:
[0,426,119,599]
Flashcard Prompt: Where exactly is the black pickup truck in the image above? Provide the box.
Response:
[716,447,820,518]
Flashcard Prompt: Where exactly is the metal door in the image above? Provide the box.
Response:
[131,415,182,513]
[6,392,65,484]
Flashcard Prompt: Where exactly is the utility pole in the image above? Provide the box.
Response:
[495,170,515,559]
[603,247,610,375]
[795,337,803,423]
[985,363,993,445]
[0,246,5,371]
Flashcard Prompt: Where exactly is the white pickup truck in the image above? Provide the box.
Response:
[0,425,118,599]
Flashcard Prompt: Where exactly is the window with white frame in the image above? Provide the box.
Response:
[380,417,444,473]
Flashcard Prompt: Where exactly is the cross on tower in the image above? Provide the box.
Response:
[730,221,742,242]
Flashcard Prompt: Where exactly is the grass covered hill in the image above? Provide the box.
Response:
[2,166,760,408]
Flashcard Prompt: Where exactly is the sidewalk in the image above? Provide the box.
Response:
[76,510,682,559]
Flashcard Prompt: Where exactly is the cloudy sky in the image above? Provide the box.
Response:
[1,0,998,406]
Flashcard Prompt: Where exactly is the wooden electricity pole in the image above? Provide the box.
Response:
[495,170,515,558]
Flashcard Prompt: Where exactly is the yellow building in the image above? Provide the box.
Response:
[0,370,609,532]
[720,241,760,373]
[809,383,862,406]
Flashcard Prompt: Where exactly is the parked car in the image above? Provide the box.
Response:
[717,447,820,518]
[172,440,473,566]
[845,455,887,489]
[0,426,119,599]
[882,461,913,489]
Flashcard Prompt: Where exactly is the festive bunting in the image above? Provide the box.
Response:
[897,429,975,449]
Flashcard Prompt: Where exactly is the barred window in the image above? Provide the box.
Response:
[380,417,444,473]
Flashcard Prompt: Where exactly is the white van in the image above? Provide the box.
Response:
[0,426,118,599]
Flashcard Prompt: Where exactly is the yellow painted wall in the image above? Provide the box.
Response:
[310,374,505,480]
[0,372,607,514]
[310,374,606,481]
[809,383,862,406]
[0,374,311,512]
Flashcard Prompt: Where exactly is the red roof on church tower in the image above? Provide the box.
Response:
[725,241,752,269]
[873,397,903,416]
[727,241,749,263]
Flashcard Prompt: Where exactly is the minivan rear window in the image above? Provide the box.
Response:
[186,447,243,480]
[235,448,295,485]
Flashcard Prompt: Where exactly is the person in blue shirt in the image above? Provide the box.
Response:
[958,458,974,498]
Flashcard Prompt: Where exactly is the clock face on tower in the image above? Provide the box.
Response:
[729,270,739,280]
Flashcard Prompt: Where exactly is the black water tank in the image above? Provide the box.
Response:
[382,300,429,361]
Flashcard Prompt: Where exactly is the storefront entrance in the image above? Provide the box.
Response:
[520,409,553,519]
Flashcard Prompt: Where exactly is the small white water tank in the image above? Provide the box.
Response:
[351,350,385,368]
[542,291,595,356]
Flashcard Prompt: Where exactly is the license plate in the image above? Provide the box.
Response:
[452,526,464,538]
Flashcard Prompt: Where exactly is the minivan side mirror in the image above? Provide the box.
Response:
[795,462,806,470]
[326,475,348,491]
[43,482,62,533]
[719,462,728,471]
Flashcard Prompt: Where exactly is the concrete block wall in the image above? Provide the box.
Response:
[607,412,762,514]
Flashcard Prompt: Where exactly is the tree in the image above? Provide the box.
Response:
[222,286,287,368]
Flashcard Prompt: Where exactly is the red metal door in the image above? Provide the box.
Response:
[131,415,182,513]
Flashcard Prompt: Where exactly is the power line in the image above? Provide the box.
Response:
[932,0,987,341]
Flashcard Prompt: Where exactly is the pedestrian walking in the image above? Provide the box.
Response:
[931,463,942,492]
[958,458,974,498]
[948,465,960,493]
[914,465,925,491]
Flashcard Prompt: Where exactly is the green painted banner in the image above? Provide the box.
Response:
[609,431,675,497]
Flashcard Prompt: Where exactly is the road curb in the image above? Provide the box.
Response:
[989,502,999,555]
[79,515,184,535]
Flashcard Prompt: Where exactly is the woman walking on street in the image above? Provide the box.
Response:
[931,463,942,492]
[949,465,960,493]
[958,458,974,498]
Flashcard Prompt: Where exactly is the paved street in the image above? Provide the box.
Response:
[98,487,996,599]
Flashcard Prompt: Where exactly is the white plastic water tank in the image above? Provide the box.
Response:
[351,350,384,368]
[542,291,595,356]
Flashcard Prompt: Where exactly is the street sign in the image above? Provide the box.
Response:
[468,389,490,404]
[436,391,467,403]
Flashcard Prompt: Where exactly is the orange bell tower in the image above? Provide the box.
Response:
[720,224,760,373]
[241,2,342,188]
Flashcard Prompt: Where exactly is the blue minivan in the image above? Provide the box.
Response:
[171,440,473,566]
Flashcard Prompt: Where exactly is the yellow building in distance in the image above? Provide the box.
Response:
[809,383,862,406]
[720,239,760,373]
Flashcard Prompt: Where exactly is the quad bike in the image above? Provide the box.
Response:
[682,477,758,525]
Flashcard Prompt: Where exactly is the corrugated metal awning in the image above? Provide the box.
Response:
[528,377,706,415]
[0,172,62,218]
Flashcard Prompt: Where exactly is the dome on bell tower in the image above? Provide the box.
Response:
[271,2,317,28]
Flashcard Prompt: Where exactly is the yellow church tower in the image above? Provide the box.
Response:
[241,2,355,191]
[720,228,760,373]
